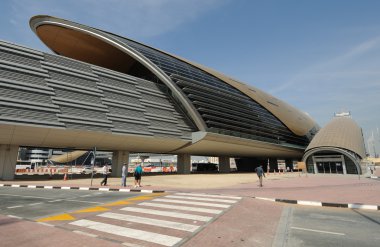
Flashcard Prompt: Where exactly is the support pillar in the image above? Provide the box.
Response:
[112,151,129,177]
[0,145,18,180]
[177,154,191,174]
[219,156,230,173]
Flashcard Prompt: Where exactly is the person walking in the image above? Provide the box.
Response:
[134,164,143,188]
[121,163,127,187]
[255,165,265,187]
[100,163,109,186]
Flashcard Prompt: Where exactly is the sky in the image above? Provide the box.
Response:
[0,0,379,155]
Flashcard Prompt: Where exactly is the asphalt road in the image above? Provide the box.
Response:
[274,205,380,247]
[0,187,140,220]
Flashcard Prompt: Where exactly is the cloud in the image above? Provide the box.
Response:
[269,35,380,95]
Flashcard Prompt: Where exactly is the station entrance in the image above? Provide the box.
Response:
[313,155,346,174]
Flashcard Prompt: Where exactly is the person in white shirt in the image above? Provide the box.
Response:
[100,163,109,186]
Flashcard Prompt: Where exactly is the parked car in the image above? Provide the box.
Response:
[81,166,94,174]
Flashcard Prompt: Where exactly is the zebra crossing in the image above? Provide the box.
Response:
[67,192,241,246]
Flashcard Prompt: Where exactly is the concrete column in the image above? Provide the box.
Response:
[0,145,18,180]
[112,151,129,177]
[219,156,230,173]
[177,154,191,174]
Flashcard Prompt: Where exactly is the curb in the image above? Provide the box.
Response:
[253,196,380,211]
[370,175,379,179]
[0,184,165,193]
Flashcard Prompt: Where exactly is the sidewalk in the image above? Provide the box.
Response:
[4,172,380,206]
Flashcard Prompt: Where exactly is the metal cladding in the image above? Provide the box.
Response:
[305,117,366,159]
[0,15,320,157]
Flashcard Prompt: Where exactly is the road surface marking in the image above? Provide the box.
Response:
[153,198,231,208]
[48,199,62,203]
[165,195,237,204]
[7,205,23,209]
[37,213,75,222]
[291,226,345,236]
[7,215,22,219]
[73,230,98,238]
[73,206,109,213]
[70,219,182,246]
[139,202,223,214]
[175,193,241,200]
[120,207,212,221]
[99,212,199,232]
[28,202,43,206]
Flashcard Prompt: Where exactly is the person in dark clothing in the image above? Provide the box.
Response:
[255,165,265,187]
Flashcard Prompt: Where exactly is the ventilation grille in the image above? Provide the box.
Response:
[0,68,46,86]
[0,50,41,68]
[44,54,93,73]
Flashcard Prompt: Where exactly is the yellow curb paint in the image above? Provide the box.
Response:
[72,206,110,213]
[37,213,75,222]
[127,196,156,201]
[102,201,132,207]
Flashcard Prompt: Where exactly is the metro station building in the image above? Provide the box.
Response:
[1,15,322,180]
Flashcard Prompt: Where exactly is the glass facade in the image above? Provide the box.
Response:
[111,35,309,147]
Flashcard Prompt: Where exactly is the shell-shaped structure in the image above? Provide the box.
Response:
[0,15,319,158]
[303,117,366,174]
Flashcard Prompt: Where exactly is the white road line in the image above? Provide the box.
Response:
[7,205,23,209]
[65,199,100,204]
[139,202,223,214]
[47,200,62,203]
[73,230,98,238]
[165,195,237,204]
[120,207,212,222]
[175,193,241,200]
[37,222,54,227]
[291,226,345,236]
[153,198,231,208]
[7,215,22,219]
[99,212,199,232]
[70,219,182,247]
[28,202,43,206]
[0,193,53,200]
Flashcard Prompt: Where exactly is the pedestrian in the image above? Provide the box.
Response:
[255,165,265,187]
[134,163,143,188]
[121,163,127,187]
[100,163,109,186]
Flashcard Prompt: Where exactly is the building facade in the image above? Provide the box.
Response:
[0,15,319,179]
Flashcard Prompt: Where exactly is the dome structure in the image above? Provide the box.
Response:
[303,117,366,174]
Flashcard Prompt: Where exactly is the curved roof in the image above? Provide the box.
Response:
[305,117,366,158]
[30,15,318,139]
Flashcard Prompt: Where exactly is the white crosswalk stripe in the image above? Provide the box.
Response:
[70,219,182,246]
[165,195,238,203]
[67,192,240,246]
[153,198,231,208]
[98,212,200,232]
[175,192,242,200]
[120,206,212,221]
[139,202,223,214]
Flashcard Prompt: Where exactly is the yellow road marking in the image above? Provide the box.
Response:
[72,206,110,213]
[37,213,75,222]
[102,201,132,207]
